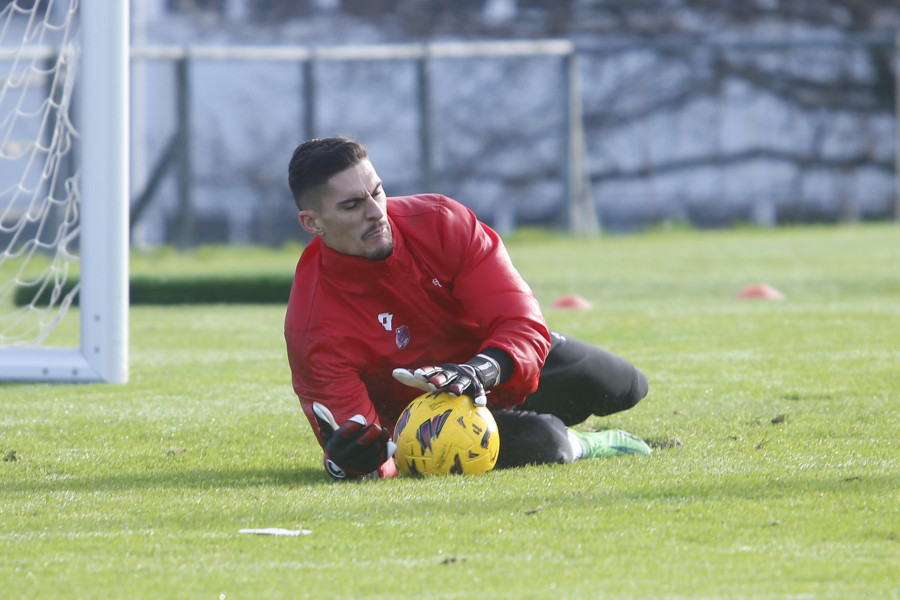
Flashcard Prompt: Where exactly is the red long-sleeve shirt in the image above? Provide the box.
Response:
[285,194,551,449]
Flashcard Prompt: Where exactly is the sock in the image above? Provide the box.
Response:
[566,428,585,460]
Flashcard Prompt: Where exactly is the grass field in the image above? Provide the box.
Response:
[2,223,899,599]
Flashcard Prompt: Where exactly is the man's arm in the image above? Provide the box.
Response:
[453,221,551,389]
[396,196,551,404]
[287,329,397,479]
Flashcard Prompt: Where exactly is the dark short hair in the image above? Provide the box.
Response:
[288,136,369,210]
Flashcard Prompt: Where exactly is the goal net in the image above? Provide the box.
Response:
[0,0,128,382]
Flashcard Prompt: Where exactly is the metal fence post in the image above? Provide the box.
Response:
[895,31,900,222]
[417,46,434,192]
[303,55,316,139]
[174,56,193,249]
[564,51,599,235]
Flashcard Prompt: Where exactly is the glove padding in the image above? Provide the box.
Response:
[312,402,397,480]
[392,354,501,407]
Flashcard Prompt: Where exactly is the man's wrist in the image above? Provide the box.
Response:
[466,353,501,390]
[475,347,514,386]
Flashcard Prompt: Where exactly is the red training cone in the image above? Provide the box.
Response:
[551,294,592,309]
[737,284,785,300]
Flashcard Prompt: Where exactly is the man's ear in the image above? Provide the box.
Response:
[299,211,322,236]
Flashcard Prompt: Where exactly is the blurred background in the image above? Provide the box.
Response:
[96,1,900,244]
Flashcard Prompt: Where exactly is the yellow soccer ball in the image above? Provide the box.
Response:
[394,391,500,476]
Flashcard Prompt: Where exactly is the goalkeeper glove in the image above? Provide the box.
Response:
[392,353,502,407]
[312,402,397,480]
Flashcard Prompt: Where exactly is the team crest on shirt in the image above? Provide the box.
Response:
[377,312,409,348]
[395,325,410,349]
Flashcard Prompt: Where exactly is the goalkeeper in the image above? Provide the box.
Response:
[285,137,651,480]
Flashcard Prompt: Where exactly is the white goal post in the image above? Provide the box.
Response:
[0,1,129,383]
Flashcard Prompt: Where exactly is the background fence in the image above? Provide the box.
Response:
[125,34,898,245]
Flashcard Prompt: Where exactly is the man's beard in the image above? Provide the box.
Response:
[367,240,393,261]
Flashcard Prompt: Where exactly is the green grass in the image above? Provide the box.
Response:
[2,223,899,599]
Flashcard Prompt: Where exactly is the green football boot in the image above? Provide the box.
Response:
[570,428,652,459]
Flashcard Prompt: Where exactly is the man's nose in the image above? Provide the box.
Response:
[364,196,386,219]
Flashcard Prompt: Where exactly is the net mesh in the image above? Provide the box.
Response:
[0,0,80,347]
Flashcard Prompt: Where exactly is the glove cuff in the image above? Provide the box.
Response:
[324,455,399,480]
[323,454,349,479]
[467,353,502,390]
[478,347,514,385]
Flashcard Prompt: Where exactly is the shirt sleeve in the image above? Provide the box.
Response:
[285,329,383,447]
[285,329,398,478]
[436,197,551,403]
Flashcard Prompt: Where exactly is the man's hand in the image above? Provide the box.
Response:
[392,353,501,407]
[312,402,397,479]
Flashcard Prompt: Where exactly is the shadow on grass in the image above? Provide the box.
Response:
[8,466,890,504]
[615,472,891,505]
[4,466,339,493]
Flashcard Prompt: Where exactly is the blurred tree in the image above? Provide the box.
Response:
[259,0,895,120]
[245,0,313,22]
[166,0,225,15]
[157,0,900,232]
[571,0,897,111]
[565,1,898,222]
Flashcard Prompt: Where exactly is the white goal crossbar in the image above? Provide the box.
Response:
[0,2,129,383]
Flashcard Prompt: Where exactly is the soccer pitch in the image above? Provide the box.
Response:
[2,224,898,599]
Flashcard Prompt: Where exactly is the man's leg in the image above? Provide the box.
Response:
[492,409,575,469]
[491,408,651,469]
[518,332,649,426]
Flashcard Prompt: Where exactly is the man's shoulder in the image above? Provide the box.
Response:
[388,194,474,232]
[285,240,324,331]
[387,193,450,216]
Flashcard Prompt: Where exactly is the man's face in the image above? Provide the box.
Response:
[299,158,393,260]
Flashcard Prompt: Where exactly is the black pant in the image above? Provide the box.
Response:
[493,332,649,469]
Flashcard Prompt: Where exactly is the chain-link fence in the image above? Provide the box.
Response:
[129,34,898,245]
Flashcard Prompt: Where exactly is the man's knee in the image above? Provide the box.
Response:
[628,367,649,407]
[592,365,648,417]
